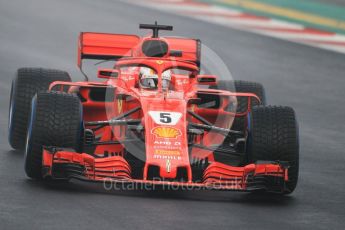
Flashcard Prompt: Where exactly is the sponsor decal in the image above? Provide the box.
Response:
[154,149,180,156]
[176,79,189,86]
[122,75,135,81]
[154,146,181,151]
[153,155,181,160]
[156,60,164,65]
[152,127,181,139]
[154,141,181,146]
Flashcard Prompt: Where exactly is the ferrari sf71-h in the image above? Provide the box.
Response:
[8,23,299,194]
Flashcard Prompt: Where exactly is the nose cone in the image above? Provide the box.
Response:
[140,97,191,181]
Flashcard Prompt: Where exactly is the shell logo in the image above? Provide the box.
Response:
[152,127,181,139]
[156,60,164,65]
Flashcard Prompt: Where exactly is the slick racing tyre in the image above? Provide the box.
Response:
[211,80,266,131]
[8,68,71,149]
[231,80,266,131]
[25,91,82,179]
[211,80,266,165]
[248,106,299,194]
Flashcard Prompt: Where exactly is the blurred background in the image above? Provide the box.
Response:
[0,0,344,230]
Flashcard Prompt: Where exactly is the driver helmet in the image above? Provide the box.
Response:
[162,70,172,90]
[139,67,158,90]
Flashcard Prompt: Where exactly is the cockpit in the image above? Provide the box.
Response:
[118,63,196,91]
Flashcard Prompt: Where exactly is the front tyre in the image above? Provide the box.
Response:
[25,92,83,179]
[248,106,299,194]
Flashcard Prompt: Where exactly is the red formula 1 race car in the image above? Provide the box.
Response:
[8,23,299,194]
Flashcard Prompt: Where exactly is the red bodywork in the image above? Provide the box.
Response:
[42,32,288,191]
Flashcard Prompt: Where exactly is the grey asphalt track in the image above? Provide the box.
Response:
[1,0,345,229]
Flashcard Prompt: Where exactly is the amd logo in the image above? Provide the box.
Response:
[154,141,181,146]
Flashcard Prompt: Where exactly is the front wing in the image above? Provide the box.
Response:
[42,147,289,192]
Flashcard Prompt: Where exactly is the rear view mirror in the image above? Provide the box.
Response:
[196,75,218,86]
[98,69,119,79]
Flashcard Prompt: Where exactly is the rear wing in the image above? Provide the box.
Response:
[78,32,141,68]
[78,32,201,68]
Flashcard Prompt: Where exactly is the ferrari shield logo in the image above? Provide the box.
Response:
[117,99,123,113]
[166,159,171,173]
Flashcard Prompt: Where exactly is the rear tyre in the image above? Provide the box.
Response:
[232,80,266,131]
[211,80,266,165]
[248,106,299,194]
[8,68,71,149]
[211,80,266,131]
[25,91,82,179]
